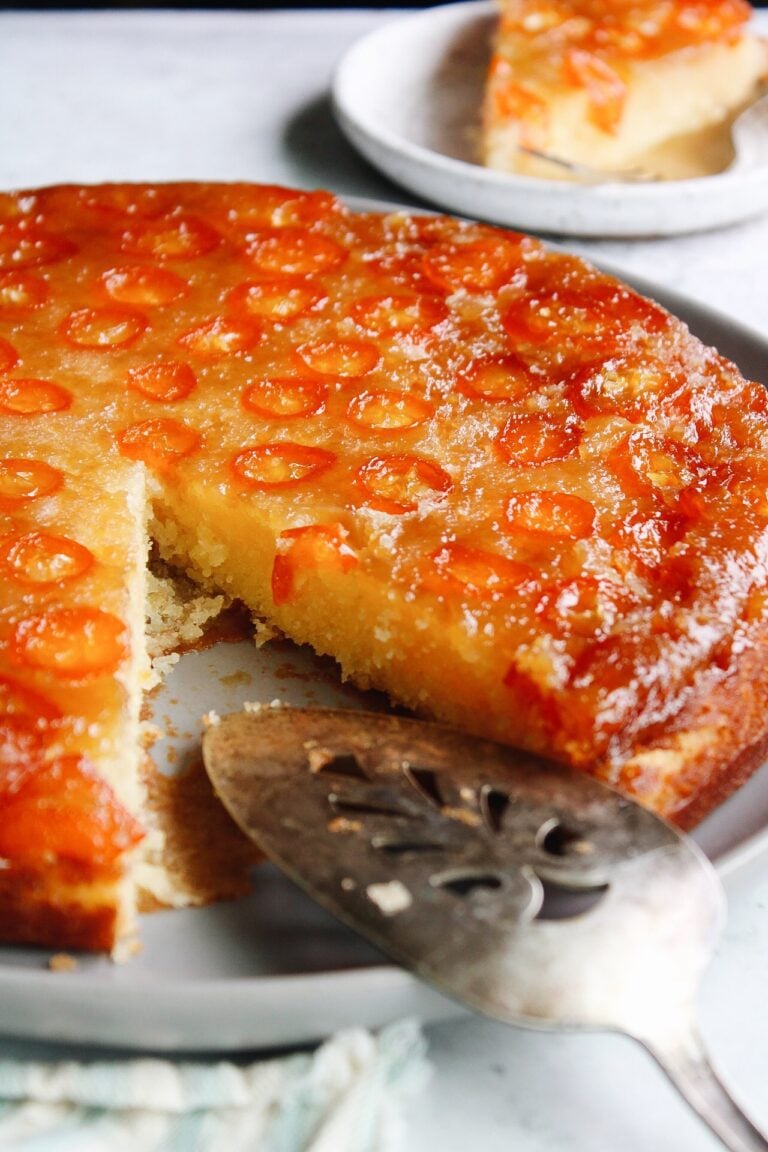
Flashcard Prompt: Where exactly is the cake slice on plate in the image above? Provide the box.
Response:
[482,0,768,179]
[2,182,768,952]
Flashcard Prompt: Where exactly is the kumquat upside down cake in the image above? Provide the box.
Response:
[2,181,768,953]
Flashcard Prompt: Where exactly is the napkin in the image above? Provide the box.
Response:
[0,1019,428,1152]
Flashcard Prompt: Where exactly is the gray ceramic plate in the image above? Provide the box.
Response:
[333,2,768,237]
[1,209,767,1052]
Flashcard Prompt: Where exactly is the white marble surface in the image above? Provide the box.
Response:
[1,8,768,1150]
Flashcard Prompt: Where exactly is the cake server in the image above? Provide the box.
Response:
[202,707,768,1152]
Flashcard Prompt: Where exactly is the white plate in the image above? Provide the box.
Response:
[332,1,768,238]
[2,231,768,1053]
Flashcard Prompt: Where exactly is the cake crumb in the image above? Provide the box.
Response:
[307,745,335,772]
[48,952,78,973]
[202,710,221,729]
[253,617,280,648]
[112,936,144,964]
[139,720,165,748]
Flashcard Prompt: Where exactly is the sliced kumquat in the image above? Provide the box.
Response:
[266,188,344,228]
[242,377,327,419]
[0,222,75,270]
[426,543,535,598]
[350,293,447,336]
[0,377,73,416]
[271,522,358,606]
[295,339,380,379]
[569,355,681,420]
[39,183,171,224]
[497,414,581,465]
[597,282,670,333]
[422,233,527,293]
[121,214,220,260]
[356,454,453,514]
[505,490,596,539]
[691,463,768,519]
[0,530,94,585]
[0,674,61,721]
[102,265,188,306]
[231,442,336,489]
[346,390,433,432]
[0,271,49,311]
[246,228,347,276]
[608,509,690,572]
[178,315,262,357]
[537,575,631,638]
[563,48,627,134]
[502,295,576,350]
[503,291,603,351]
[608,430,697,499]
[385,214,463,249]
[219,185,343,230]
[0,337,19,374]
[729,475,768,517]
[126,361,197,403]
[503,279,668,353]
[61,306,147,350]
[704,379,768,451]
[116,418,201,469]
[654,550,698,606]
[490,75,550,149]
[227,278,325,322]
[12,607,128,678]
[0,458,62,504]
[0,754,144,864]
[456,355,538,402]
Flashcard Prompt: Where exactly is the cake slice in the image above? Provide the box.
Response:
[0,445,147,950]
[2,181,768,953]
[482,0,768,180]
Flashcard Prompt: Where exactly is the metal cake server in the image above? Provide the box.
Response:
[202,707,768,1152]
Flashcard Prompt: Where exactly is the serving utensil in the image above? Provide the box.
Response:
[203,707,768,1152]
[516,146,657,183]
[519,90,768,184]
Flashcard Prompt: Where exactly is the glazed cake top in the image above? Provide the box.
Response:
[1,181,768,864]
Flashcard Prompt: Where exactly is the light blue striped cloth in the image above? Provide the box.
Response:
[0,1020,428,1151]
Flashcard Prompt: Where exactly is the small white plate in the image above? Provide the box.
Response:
[332,1,768,238]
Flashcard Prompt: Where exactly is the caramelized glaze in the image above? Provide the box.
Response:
[1,182,768,946]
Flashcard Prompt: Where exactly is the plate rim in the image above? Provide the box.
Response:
[332,0,768,237]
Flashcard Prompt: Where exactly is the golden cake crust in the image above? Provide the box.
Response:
[2,181,768,951]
